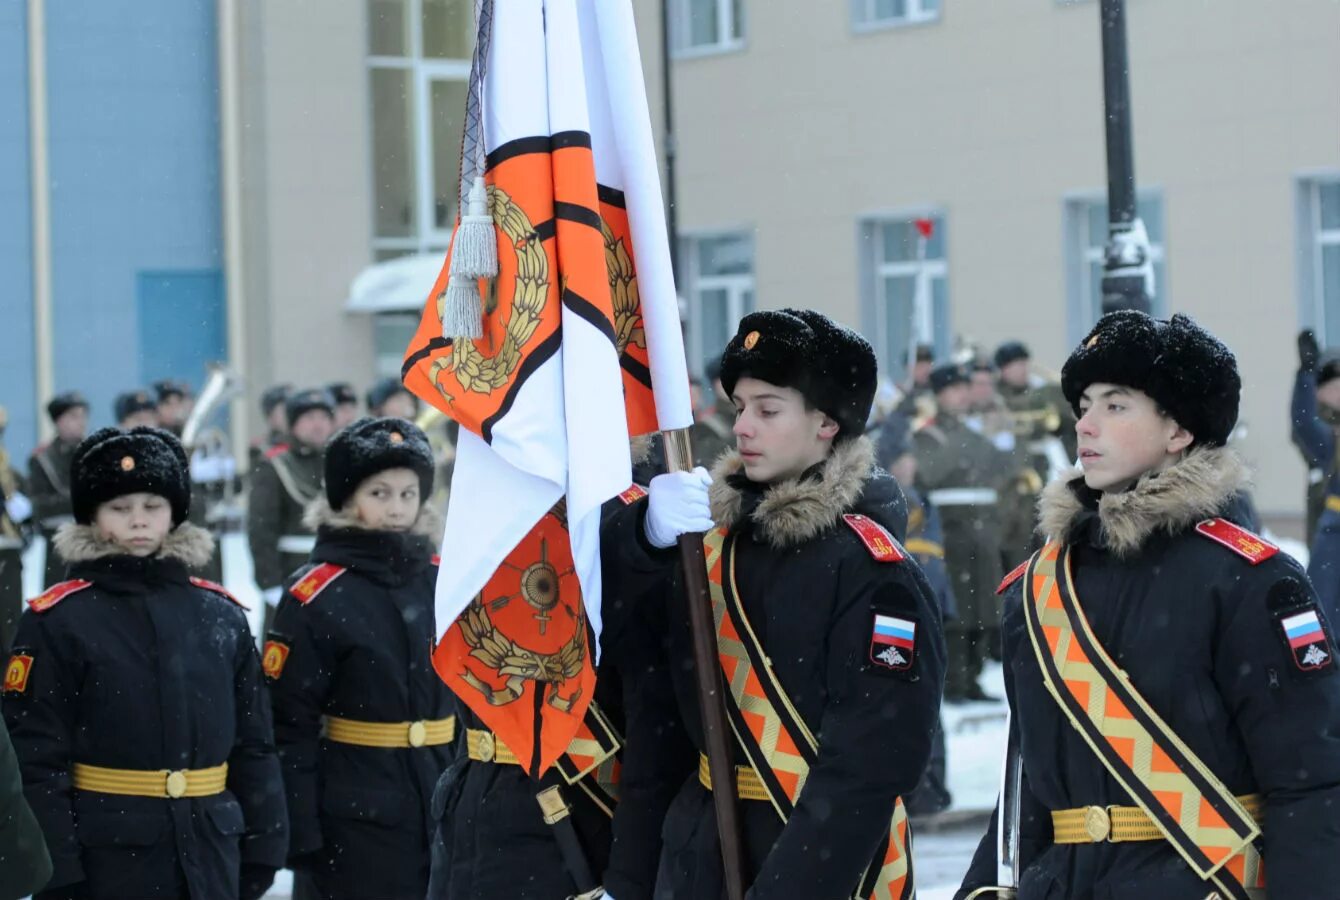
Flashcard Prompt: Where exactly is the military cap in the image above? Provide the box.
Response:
[324,417,434,512]
[71,426,191,526]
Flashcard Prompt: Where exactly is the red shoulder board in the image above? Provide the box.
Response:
[618,484,648,505]
[1194,519,1279,565]
[430,553,441,566]
[997,558,1031,595]
[841,514,906,563]
[189,577,250,610]
[27,580,93,613]
[289,562,346,605]
[263,443,290,460]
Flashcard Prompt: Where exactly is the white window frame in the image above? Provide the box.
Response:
[859,210,949,384]
[670,0,745,59]
[1063,189,1167,346]
[852,0,942,33]
[1298,174,1340,342]
[682,230,755,377]
[367,0,469,259]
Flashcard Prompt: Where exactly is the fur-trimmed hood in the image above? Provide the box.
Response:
[708,435,905,549]
[302,495,445,545]
[52,521,216,568]
[1036,446,1250,558]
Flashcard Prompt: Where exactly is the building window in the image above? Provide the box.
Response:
[860,214,949,383]
[852,0,941,30]
[367,0,473,259]
[1063,191,1166,346]
[670,0,744,56]
[1301,177,1340,345]
[684,232,755,377]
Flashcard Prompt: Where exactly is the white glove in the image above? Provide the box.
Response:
[5,491,32,524]
[992,431,1017,453]
[263,587,282,608]
[644,467,714,549]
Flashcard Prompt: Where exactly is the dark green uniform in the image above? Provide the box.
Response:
[27,440,79,589]
[247,444,323,595]
[914,412,1011,701]
[997,380,1074,563]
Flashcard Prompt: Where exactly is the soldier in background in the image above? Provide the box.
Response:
[154,379,191,436]
[327,382,360,430]
[1292,329,1340,548]
[996,340,1076,475]
[0,407,31,651]
[29,392,89,588]
[114,390,160,430]
[251,384,293,466]
[897,343,937,420]
[914,365,1011,703]
[248,389,333,623]
[366,377,419,420]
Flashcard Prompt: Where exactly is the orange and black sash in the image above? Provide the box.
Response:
[1022,541,1266,900]
[704,528,913,900]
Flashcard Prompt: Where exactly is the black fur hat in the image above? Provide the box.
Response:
[929,364,970,394]
[1061,310,1241,447]
[994,341,1030,369]
[324,417,435,512]
[260,384,292,418]
[718,308,877,440]
[327,382,358,407]
[71,427,191,526]
[286,388,335,429]
[114,390,157,423]
[365,377,417,414]
[47,391,89,423]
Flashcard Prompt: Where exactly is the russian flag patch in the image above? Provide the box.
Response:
[1281,609,1332,672]
[870,613,916,671]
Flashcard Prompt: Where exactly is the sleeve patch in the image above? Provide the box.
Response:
[842,514,906,562]
[618,484,648,505]
[27,579,93,612]
[870,613,916,672]
[997,558,1031,595]
[289,563,346,605]
[1194,518,1279,565]
[189,576,249,610]
[261,640,291,680]
[4,652,33,693]
[1269,578,1335,676]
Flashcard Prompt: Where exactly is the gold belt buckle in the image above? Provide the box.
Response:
[1083,805,1112,842]
[165,770,189,799]
[477,731,496,762]
[407,721,427,748]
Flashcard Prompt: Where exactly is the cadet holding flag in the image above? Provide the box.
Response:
[958,311,1340,900]
[605,310,946,900]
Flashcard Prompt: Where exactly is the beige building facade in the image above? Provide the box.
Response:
[231,0,1340,520]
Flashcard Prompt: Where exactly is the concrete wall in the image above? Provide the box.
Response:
[630,0,1340,515]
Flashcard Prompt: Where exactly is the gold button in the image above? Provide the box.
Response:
[165,770,188,799]
[1084,805,1111,842]
[743,330,760,350]
[478,732,495,762]
[407,721,427,748]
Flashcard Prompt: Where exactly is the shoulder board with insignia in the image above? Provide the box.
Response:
[264,443,290,460]
[28,579,93,613]
[430,553,441,566]
[189,577,249,610]
[841,514,906,563]
[997,557,1031,595]
[1194,518,1279,565]
[289,562,347,605]
[618,484,648,505]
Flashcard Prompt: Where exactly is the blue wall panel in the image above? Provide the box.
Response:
[0,4,37,458]
[45,0,222,431]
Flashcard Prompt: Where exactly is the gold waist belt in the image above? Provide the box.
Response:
[465,727,524,765]
[325,715,456,749]
[1051,794,1262,844]
[72,762,228,799]
[697,753,771,802]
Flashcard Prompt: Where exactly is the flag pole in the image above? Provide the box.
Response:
[663,427,747,900]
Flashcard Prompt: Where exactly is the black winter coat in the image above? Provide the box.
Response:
[957,449,1340,900]
[1,523,288,900]
[606,437,946,900]
[267,506,454,900]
